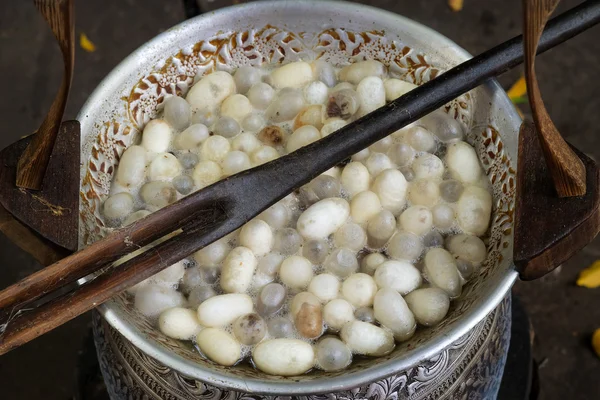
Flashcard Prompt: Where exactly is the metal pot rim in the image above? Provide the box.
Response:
[80,0,520,394]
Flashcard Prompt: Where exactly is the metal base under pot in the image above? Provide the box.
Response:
[93,296,511,400]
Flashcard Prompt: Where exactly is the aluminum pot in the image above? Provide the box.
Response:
[76,0,519,396]
[92,298,512,399]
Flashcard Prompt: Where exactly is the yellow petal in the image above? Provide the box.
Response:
[79,33,96,53]
[593,329,600,358]
[448,0,464,12]
[576,260,600,288]
[507,76,527,100]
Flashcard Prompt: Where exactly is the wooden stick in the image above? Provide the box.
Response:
[0,209,227,355]
[0,190,228,311]
[1,0,599,355]
[523,0,587,197]
[16,0,74,190]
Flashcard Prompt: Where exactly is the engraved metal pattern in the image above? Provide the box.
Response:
[93,297,511,399]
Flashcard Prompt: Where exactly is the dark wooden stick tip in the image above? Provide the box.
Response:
[16,0,74,190]
[523,0,587,199]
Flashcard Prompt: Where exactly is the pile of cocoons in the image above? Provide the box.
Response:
[102,59,492,376]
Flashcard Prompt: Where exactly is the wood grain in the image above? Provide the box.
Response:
[0,204,70,267]
[514,122,600,280]
[0,121,80,251]
[523,0,587,197]
[16,0,75,190]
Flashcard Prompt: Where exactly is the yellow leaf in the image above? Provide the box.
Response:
[593,329,600,358]
[448,0,464,12]
[512,95,528,105]
[79,33,96,53]
[577,260,600,288]
[507,76,527,101]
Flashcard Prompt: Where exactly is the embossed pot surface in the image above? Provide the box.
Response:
[78,0,520,395]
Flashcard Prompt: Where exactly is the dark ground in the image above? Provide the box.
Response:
[0,0,598,399]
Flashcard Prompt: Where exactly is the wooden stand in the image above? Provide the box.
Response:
[514,123,600,280]
[0,121,80,262]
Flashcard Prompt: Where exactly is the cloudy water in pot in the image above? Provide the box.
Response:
[103,58,492,376]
